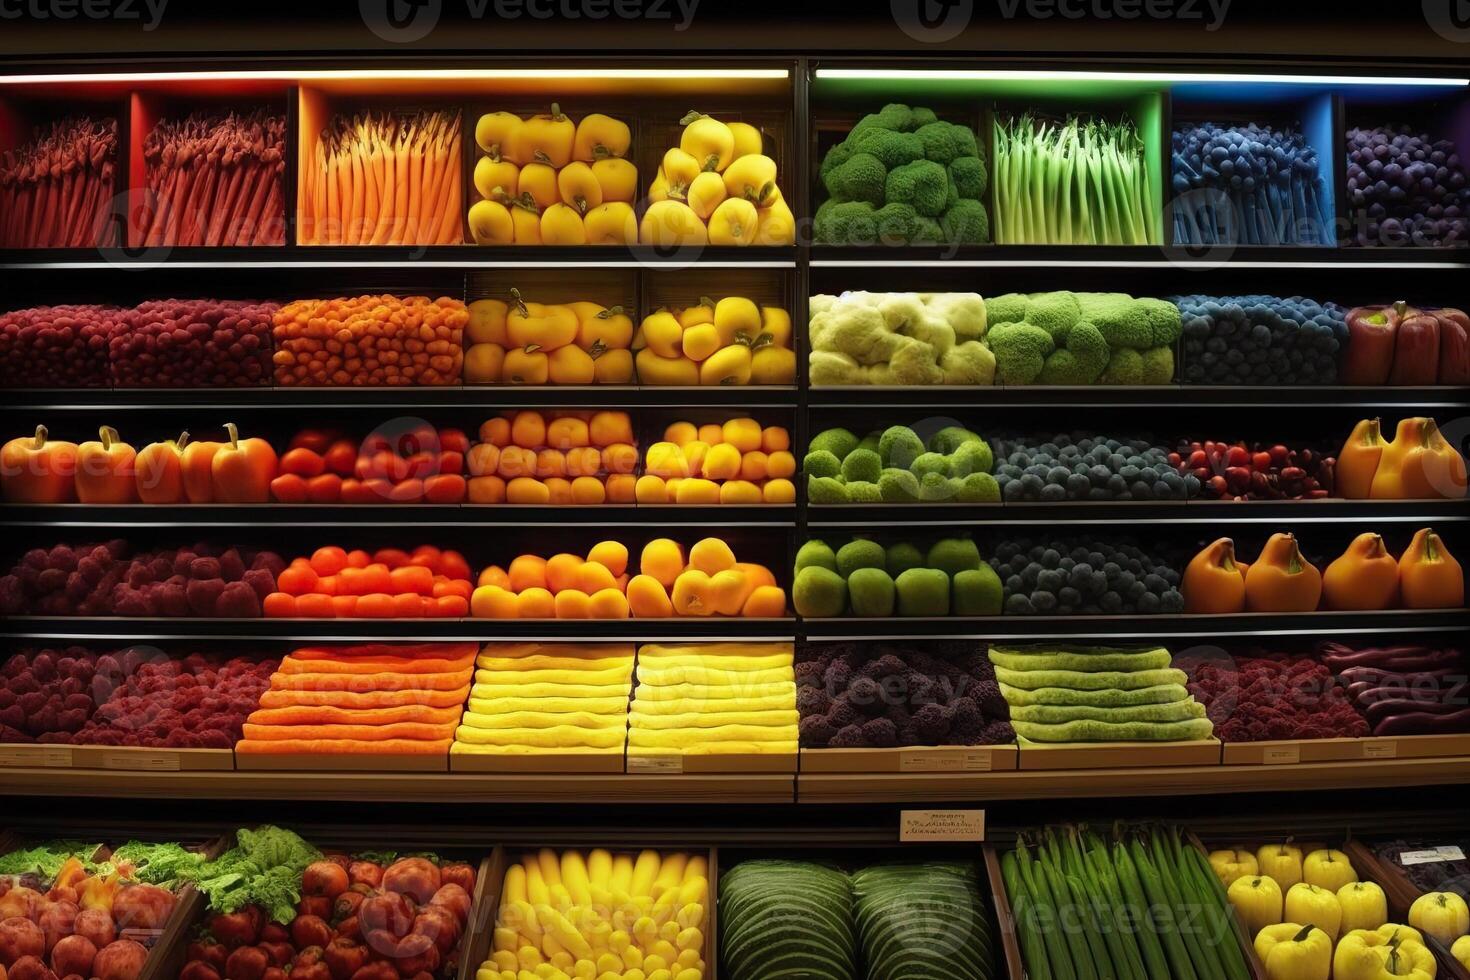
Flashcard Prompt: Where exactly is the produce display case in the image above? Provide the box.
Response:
[1346,837,1470,980]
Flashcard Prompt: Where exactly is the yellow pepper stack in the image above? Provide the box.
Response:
[633,296,795,386]
[638,418,796,505]
[627,642,797,757]
[477,847,709,980]
[464,292,635,386]
[469,107,639,245]
[641,112,794,246]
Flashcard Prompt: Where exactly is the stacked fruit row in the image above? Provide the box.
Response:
[629,643,797,757]
[639,418,795,505]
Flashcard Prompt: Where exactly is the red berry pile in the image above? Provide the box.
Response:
[1188,652,1369,741]
[1171,439,1336,500]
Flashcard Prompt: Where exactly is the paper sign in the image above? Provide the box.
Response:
[627,755,682,775]
[0,746,72,767]
[103,751,182,771]
[1362,741,1398,759]
[1262,744,1300,765]
[899,750,994,772]
[1400,846,1466,866]
[900,809,986,842]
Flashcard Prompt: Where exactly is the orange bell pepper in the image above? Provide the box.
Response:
[1399,527,1464,609]
[1323,532,1400,610]
[1336,418,1385,500]
[211,422,278,503]
[135,431,189,504]
[1183,537,1248,614]
[75,426,137,503]
[1244,532,1322,612]
[1397,418,1467,500]
[1,425,77,503]
[180,439,222,503]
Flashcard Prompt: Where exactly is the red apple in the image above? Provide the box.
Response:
[112,884,175,930]
[0,917,45,966]
[290,915,331,951]
[48,936,95,978]
[380,861,438,906]
[71,909,114,951]
[6,955,56,980]
[358,894,412,939]
[223,945,268,980]
[346,864,382,890]
[426,884,470,925]
[437,864,475,894]
[322,938,367,980]
[36,903,77,954]
[93,940,148,980]
[302,864,349,901]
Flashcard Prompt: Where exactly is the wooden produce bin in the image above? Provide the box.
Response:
[799,743,1019,773]
[0,742,82,769]
[235,749,448,772]
[1222,733,1470,766]
[450,749,626,774]
[69,745,235,772]
[1017,737,1222,770]
[627,750,797,775]
[1344,839,1470,980]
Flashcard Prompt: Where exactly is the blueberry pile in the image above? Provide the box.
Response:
[991,432,1194,502]
[989,536,1184,616]
[1346,125,1470,247]
[1174,294,1347,385]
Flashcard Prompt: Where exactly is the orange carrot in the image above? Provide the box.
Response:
[312,139,327,245]
[390,126,411,244]
[437,135,463,244]
[348,142,365,244]
[371,132,395,245]
[335,134,352,244]
[299,140,315,245]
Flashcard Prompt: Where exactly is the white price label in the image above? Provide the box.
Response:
[1400,846,1466,866]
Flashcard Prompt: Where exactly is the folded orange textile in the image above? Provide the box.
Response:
[289,642,478,661]
[269,668,474,693]
[278,654,476,675]
[235,738,452,754]
[242,721,460,742]
[255,687,471,709]
[246,704,465,727]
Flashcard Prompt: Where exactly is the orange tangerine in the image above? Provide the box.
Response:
[761,426,791,453]
[510,411,547,449]
[627,574,673,617]
[635,474,668,504]
[478,416,512,447]
[478,564,510,588]
[663,421,698,446]
[588,588,630,619]
[742,584,787,618]
[640,538,685,588]
[722,418,762,453]
[515,586,556,618]
[761,478,795,504]
[587,540,629,577]
[506,476,551,504]
[507,554,548,592]
[545,553,585,594]
[546,416,590,449]
[571,476,606,504]
[554,588,592,619]
[543,477,573,504]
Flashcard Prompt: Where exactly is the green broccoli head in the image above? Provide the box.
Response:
[845,481,882,503]
[925,292,987,341]
[1139,297,1184,346]
[1036,319,1110,385]
[985,292,1030,327]
[840,448,883,484]
[807,476,850,504]
[914,121,978,165]
[807,350,866,386]
[1139,345,1176,385]
[949,439,995,477]
[884,159,949,217]
[822,151,887,206]
[939,341,997,385]
[939,198,990,244]
[910,106,939,129]
[948,155,987,199]
[929,426,981,455]
[857,431,883,456]
[1023,291,1084,342]
[878,425,925,469]
[956,471,1001,503]
[918,471,958,501]
[1097,346,1145,385]
[808,427,859,460]
[873,202,921,243]
[911,452,950,479]
[849,127,926,170]
[1075,292,1171,351]
[987,322,1054,385]
[886,335,945,385]
[818,141,854,183]
[803,449,842,479]
[813,200,878,245]
[878,467,920,503]
[850,103,915,137]
[910,216,944,244]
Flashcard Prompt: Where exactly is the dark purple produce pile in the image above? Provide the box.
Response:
[1346,125,1470,247]
[1320,641,1470,737]
[1373,838,1470,898]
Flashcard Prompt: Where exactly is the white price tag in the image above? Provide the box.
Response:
[1400,846,1466,866]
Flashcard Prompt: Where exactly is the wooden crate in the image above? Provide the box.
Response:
[627,751,797,774]
[1017,738,1222,770]
[69,747,235,772]
[1344,839,1470,980]
[799,744,1019,773]
[450,749,626,774]
[235,751,448,772]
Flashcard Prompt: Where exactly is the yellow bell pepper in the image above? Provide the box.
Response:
[591,158,637,204]
[1452,934,1470,968]
[1255,923,1331,980]
[686,171,727,222]
[473,157,521,203]
[1333,929,1436,980]
[514,103,575,168]
[1409,890,1470,944]
[540,203,587,245]
[679,111,734,172]
[509,199,542,244]
[1372,923,1424,946]
[572,113,630,162]
[506,291,579,352]
[714,297,761,347]
[754,196,796,244]
[1227,875,1284,936]
[661,148,702,197]
[474,110,522,160]
[708,198,759,245]
[727,121,763,160]
[467,299,509,345]
[639,201,707,247]
[583,202,637,245]
[1337,881,1389,934]
[1257,842,1305,891]
[1209,849,1259,887]
[1284,883,1342,941]
[723,154,779,205]
[467,199,514,245]
[517,163,560,211]
[1302,849,1358,892]
[556,162,602,215]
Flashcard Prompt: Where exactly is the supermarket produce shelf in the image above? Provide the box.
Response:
[806,385,1470,409]
[808,244,1470,268]
[805,499,1470,527]
[0,386,801,410]
[0,244,798,269]
[0,755,1464,804]
[0,503,798,528]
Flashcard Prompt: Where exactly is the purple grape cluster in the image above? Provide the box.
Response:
[1346,125,1470,247]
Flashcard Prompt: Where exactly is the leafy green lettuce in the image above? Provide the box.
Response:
[177,826,322,925]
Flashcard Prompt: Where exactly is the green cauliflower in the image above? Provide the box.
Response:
[1024,291,1083,343]
[808,294,836,317]
[955,471,1001,503]
[822,151,886,206]
[840,448,882,484]
[948,155,987,199]
[1036,319,1110,385]
[945,177,960,212]
[887,336,944,385]
[987,322,1054,384]
[807,476,849,504]
[914,121,977,166]
[884,159,949,217]
[939,341,996,385]
[807,350,866,385]
[878,425,924,469]
[836,538,886,577]
[809,427,859,460]
[1097,347,1145,385]
[849,127,925,170]
[879,293,954,354]
[910,107,939,129]
[793,565,847,618]
[878,467,920,502]
[917,471,957,501]
[813,200,878,245]
[850,103,915,137]
[929,426,981,455]
[925,292,987,341]
[985,292,1029,327]
[803,450,842,479]
[939,198,990,244]
[949,439,994,477]
[872,201,921,243]
[1139,345,1176,385]
[857,431,883,456]
[1075,292,1179,351]
[911,452,950,479]
[818,141,854,183]
[811,304,905,365]
[1140,298,1184,347]
[845,481,882,503]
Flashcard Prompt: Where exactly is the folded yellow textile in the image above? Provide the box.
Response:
[475,653,635,673]
[636,641,793,662]
[632,681,795,702]
[470,681,632,700]
[634,665,794,687]
[451,742,622,755]
[460,710,627,731]
[454,724,626,748]
[467,695,630,716]
[627,692,793,715]
[474,665,633,687]
[628,708,798,730]
[629,724,796,748]
[628,740,797,756]
[479,641,634,660]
